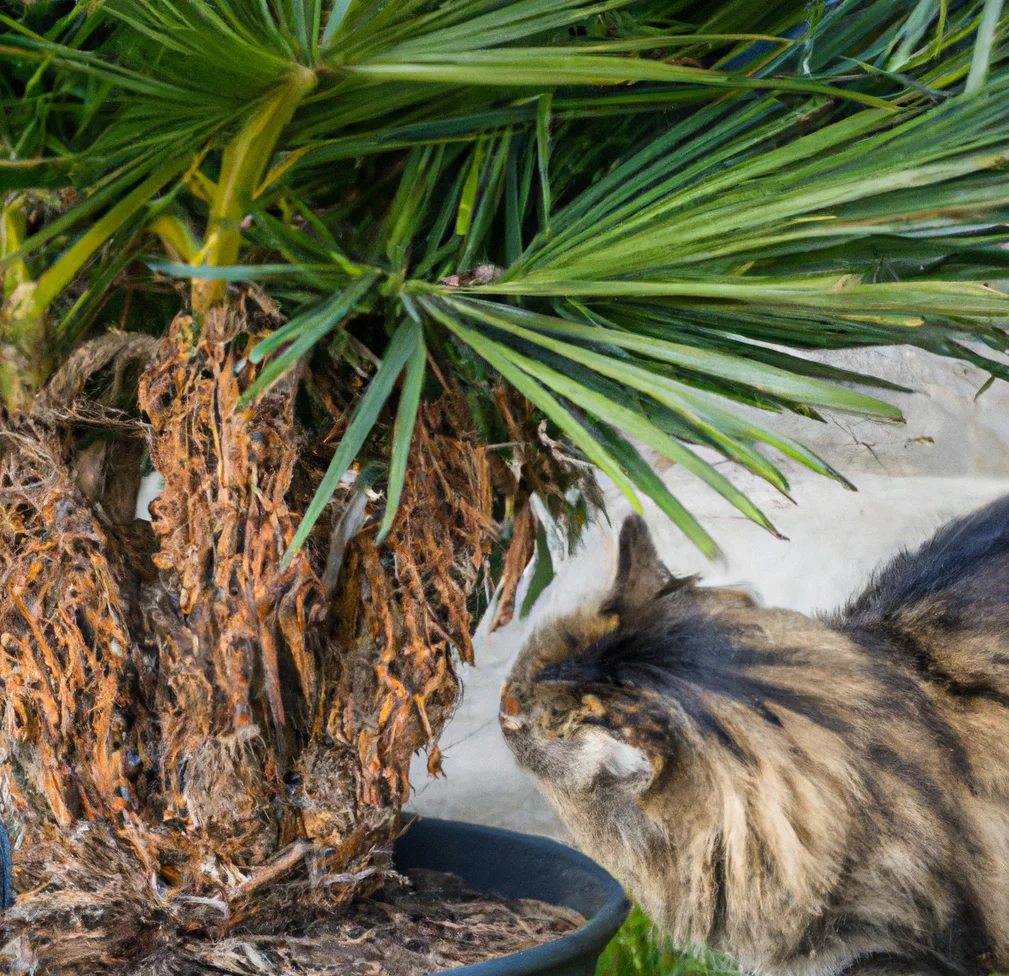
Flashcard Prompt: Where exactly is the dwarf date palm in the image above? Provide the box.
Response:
[1,0,1009,971]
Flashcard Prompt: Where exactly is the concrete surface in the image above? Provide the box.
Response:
[408,345,1009,840]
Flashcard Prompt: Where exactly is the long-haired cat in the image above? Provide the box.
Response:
[500,498,1009,976]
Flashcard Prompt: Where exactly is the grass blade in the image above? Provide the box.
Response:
[966,0,1005,94]
[468,320,776,543]
[31,158,188,315]
[422,299,646,515]
[283,318,422,565]
[449,298,906,419]
[242,270,379,402]
[456,138,487,238]
[536,93,551,234]
[591,420,724,560]
[519,515,555,618]
[430,300,728,554]
[376,327,427,545]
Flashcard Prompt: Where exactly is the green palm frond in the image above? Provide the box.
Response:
[3,0,1009,563]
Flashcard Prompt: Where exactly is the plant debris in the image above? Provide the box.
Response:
[126,869,585,976]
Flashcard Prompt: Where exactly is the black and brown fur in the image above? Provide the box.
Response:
[501,499,1009,976]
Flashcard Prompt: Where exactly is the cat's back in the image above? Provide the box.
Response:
[837,493,1009,695]
[836,494,1009,967]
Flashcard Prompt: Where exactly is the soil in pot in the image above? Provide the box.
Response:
[132,868,584,975]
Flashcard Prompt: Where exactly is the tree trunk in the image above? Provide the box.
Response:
[0,301,496,972]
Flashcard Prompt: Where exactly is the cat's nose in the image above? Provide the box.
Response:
[499,713,524,733]
[499,685,525,733]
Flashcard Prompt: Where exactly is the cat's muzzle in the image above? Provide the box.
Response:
[499,684,526,733]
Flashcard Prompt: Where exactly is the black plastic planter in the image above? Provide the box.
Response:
[395,816,630,976]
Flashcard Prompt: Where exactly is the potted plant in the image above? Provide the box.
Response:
[1,0,1007,972]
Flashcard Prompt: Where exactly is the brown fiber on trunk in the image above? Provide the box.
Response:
[0,412,165,972]
[0,302,503,972]
[0,419,135,833]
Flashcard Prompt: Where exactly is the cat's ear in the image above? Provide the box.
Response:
[602,514,677,616]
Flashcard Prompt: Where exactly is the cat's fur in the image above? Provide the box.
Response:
[500,499,1009,976]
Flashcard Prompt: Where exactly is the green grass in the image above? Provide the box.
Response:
[596,908,737,976]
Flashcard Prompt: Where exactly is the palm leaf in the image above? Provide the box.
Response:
[5,0,1009,557]
[283,317,423,564]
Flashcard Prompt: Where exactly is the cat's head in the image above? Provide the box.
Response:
[500,514,714,794]
[499,513,819,796]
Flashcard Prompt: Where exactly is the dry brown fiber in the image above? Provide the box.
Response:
[0,303,500,973]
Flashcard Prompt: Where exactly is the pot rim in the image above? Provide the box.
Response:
[397,815,630,976]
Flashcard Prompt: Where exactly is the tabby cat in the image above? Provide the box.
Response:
[500,499,1009,976]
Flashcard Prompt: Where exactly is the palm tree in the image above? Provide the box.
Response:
[1,0,1008,970]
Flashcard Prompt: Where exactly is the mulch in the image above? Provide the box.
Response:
[165,868,585,976]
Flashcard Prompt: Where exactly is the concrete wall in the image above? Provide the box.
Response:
[409,346,1009,840]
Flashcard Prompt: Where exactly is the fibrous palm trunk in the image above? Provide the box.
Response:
[0,298,496,973]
